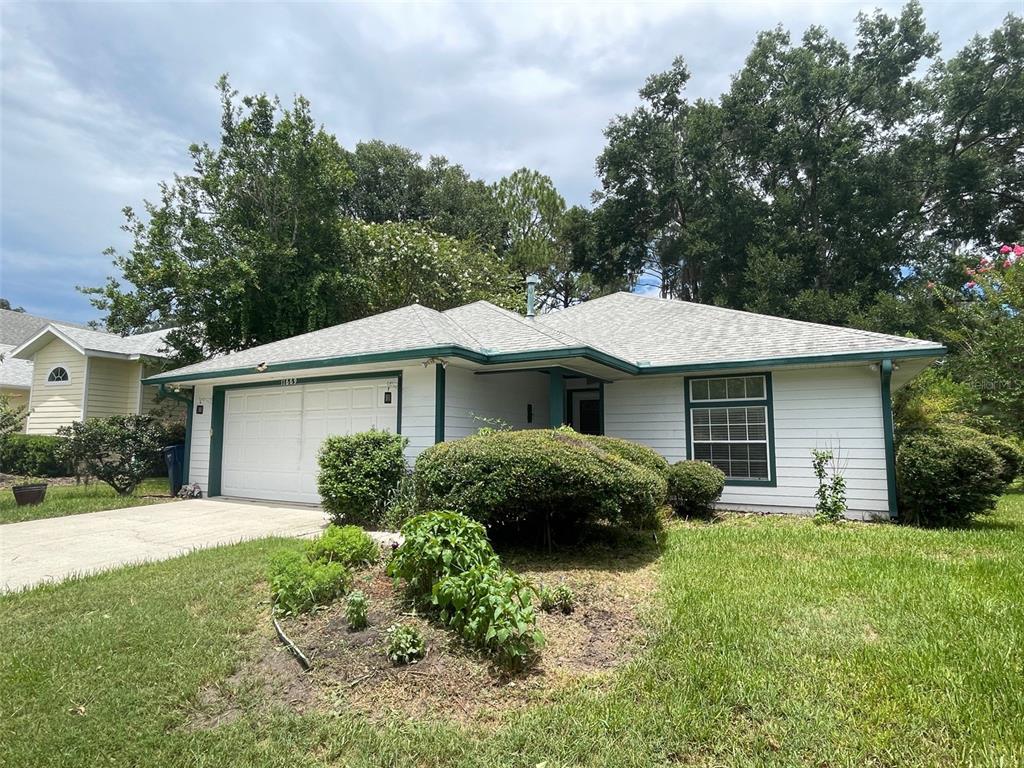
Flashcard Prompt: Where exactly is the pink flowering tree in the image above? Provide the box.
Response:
[948,244,1024,432]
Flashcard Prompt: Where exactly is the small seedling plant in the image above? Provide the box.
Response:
[539,584,576,614]
[346,590,369,630]
[386,623,426,665]
[812,448,847,524]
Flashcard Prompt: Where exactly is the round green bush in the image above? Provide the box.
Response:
[387,510,497,598]
[896,426,1007,527]
[581,433,670,478]
[666,460,726,516]
[317,429,408,527]
[413,429,667,538]
[306,524,379,567]
[0,434,68,477]
[986,435,1023,484]
[268,549,350,615]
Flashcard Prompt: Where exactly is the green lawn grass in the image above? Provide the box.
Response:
[1,493,1021,767]
[0,477,175,524]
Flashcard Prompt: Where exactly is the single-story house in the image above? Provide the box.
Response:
[145,289,945,520]
[9,321,180,434]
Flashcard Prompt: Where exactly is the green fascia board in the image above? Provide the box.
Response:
[880,358,898,518]
[434,363,445,443]
[143,340,946,387]
[159,384,193,484]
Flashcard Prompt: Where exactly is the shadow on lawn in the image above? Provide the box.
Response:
[498,522,666,575]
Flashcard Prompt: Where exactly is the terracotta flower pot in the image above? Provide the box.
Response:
[12,483,48,506]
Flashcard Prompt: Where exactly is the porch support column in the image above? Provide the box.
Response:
[880,358,898,519]
[548,370,565,428]
[434,363,446,443]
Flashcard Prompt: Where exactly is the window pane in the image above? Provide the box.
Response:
[745,376,765,398]
[693,423,711,441]
[727,378,746,399]
[707,378,728,400]
[691,380,710,401]
[690,405,770,481]
[693,409,710,425]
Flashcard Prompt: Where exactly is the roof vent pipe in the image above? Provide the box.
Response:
[525,274,540,318]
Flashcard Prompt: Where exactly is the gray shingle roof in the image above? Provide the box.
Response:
[53,325,174,358]
[0,308,88,346]
[535,293,943,367]
[442,301,587,353]
[148,292,944,383]
[0,344,33,389]
[148,305,478,380]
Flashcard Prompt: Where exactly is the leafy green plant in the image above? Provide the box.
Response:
[538,586,556,613]
[379,471,418,531]
[386,623,425,665]
[538,584,575,614]
[345,590,369,630]
[306,524,379,568]
[553,585,575,614]
[387,511,496,598]
[811,449,847,524]
[0,393,27,445]
[666,460,725,517]
[414,428,666,539]
[0,433,68,477]
[432,563,543,669]
[317,429,408,527]
[268,550,350,616]
[986,435,1022,484]
[57,416,164,494]
[896,425,1007,527]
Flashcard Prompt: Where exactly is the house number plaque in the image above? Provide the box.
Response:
[279,377,298,386]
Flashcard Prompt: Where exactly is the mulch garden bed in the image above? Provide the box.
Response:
[191,544,660,727]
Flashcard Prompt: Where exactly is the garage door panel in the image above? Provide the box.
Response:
[220,378,398,504]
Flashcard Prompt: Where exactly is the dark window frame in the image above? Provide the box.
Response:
[684,372,776,487]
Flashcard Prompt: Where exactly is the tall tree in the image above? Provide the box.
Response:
[85,79,516,361]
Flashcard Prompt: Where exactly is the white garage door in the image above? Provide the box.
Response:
[220,378,398,504]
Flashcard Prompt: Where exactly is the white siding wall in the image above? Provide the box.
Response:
[444,367,549,440]
[603,365,890,518]
[25,340,85,434]
[188,383,214,493]
[84,358,141,419]
[604,376,688,462]
[401,364,436,461]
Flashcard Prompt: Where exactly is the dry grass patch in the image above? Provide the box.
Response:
[192,538,661,727]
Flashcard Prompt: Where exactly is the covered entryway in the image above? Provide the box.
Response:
[220,377,398,504]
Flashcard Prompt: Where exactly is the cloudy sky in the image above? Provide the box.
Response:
[1,1,1017,323]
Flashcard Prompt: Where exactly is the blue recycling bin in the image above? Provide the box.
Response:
[162,444,185,496]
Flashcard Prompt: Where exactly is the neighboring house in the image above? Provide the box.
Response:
[0,309,91,430]
[10,323,179,435]
[145,290,945,519]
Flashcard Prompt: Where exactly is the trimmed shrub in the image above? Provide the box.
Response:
[387,511,496,598]
[414,429,667,537]
[666,460,726,516]
[896,426,1006,527]
[986,435,1023,484]
[0,434,68,477]
[306,524,379,568]
[317,430,409,527]
[433,563,543,669]
[269,549,350,615]
[57,416,164,494]
[581,433,670,478]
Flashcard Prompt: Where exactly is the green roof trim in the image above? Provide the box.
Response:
[144,343,945,387]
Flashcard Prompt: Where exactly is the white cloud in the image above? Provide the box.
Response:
[1,0,1018,321]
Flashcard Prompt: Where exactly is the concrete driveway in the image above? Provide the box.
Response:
[0,499,329,592]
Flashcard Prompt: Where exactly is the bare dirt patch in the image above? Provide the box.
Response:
[193,542,660,727]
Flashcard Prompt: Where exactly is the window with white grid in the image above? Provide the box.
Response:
[689,376,771,482]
